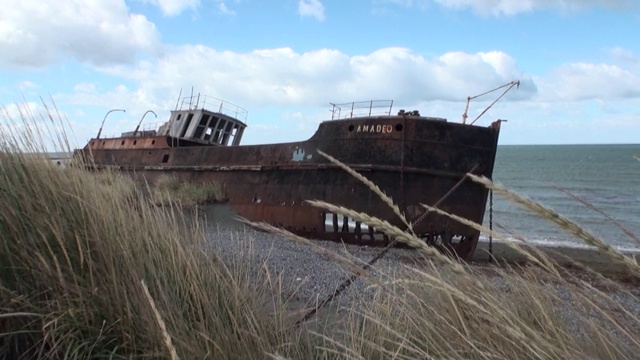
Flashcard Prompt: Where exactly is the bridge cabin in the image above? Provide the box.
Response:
[157,94,248,146]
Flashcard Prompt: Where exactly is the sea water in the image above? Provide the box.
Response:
[482,144,640,250]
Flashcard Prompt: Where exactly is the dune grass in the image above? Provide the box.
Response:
[2,102,640,359]
[0,109,311,359]
[0,157,319,358]
[150,174,228,207]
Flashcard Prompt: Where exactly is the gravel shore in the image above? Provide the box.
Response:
[202,205,640,336]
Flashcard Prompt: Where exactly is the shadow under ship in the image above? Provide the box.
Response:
[75,85,515,260]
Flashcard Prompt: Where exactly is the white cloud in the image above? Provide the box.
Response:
[48,44,640,132]
[137,0,237,16]
[73,83,97,93]
[143,0,200,16]
[218,2,236,15]
[541,62,640,101]
[0,0,161,68]
[609,47,640,71]
[90,46,534,110]
[65,84,155,112]
[0,101,39,122]
[299,0,326,21]
[44,45,640,145]
[374,0,430,9]
[47,46,539,145]
[382,0,637,16]
[18,81,39,91]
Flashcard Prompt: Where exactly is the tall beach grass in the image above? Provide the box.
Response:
[0,105,311,359]
[151,174,227,207]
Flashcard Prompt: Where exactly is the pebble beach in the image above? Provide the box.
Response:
[204,208,640,337]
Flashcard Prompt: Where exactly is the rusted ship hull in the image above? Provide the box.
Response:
[77,113,501,260]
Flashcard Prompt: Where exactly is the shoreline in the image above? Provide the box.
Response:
[472,238,640,279]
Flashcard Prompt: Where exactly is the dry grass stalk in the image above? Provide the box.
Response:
[152,174,227,206]
[317,149,415,235]
[265,353,292,360]
[572,283,640,347]
[0,312,41,319]
[468,174,640,278]
[140,279,179,360]
[421,204,561,277]
[556,186,640,246]
[492,222,564,275]
[236,218,381,285]
[405,267,493,318]
[494,221,630,290]
[306,199,465,273]
[340,264,604,360]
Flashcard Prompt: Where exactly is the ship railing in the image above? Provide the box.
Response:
[177,94,248,122]
[330,100,394,120]
[143,122,162,132]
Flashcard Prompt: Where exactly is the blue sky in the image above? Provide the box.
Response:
[1,0,639,148]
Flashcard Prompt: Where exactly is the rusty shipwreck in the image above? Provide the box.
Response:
[75,83,518,260]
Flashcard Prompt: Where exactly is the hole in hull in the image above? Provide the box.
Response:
[323,212,385,240]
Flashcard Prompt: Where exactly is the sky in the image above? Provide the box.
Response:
[0,0,639,148]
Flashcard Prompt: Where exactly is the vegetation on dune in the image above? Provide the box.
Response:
[150,174,227,207]
[0,152,317,359]
[0,109,312,359]
[1,102,639,359]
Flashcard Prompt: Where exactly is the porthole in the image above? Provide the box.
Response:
[395,123,404,131]
[348,124,354,132]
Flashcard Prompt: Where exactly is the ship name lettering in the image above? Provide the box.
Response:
[356,124,393,134]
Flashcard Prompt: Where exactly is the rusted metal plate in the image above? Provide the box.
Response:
[88,136,170,150]
[75,115,501,260]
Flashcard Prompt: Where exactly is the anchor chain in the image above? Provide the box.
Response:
[489,189,493,261]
